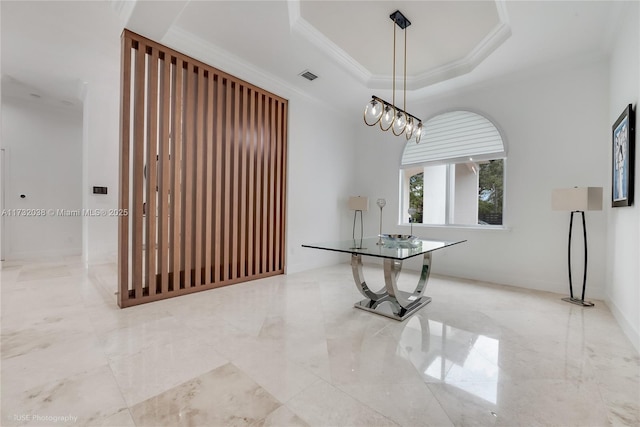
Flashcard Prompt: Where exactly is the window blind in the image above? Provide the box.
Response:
[401,110,505,167]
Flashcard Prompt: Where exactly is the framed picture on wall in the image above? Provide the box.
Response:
[612,104,635,207]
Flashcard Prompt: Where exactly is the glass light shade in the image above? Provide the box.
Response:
[376,198,387,208]
[379,105,395,131]
[363,99,383,126]
[405,117,414,139]
[414,122,423,144]
[392,111,407,135]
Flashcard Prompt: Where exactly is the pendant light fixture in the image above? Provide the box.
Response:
[363,10,423,143]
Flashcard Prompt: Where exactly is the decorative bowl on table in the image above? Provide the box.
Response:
[379,234,420,248]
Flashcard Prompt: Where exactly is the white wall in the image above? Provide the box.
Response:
[285,96,358,273]
[82,80,121,264]
[354,56,610,299]
[1,98,82,258]
[606,1,639,351]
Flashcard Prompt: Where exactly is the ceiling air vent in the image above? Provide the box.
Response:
[299,70,318,81]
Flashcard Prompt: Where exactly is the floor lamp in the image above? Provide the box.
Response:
[348,196,368,249]
[551,187,603,307]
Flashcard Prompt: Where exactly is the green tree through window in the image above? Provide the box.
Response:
[478,159,504,224]
[409,172,424,223]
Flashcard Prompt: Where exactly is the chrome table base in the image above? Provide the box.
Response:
[354,294,432,321]
[351,252,432,321]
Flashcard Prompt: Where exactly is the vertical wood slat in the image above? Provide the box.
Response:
[254,96,263,275]
[268,98,277,272]
[261,98,270,273]
[214,75,223,284]
[223,79,232,281]
[146,47,159,296]
[231,82,240,279]
[280,102,288,269]
[171,58,184,292]
[204,73,214,284]
[158,53,171,295]
[131,40,146,299]
[183,64,195,288]
[119,30,288,307]
[247,90,256,277]
[194,67,205,287]
[118,34,132,307]
[274,100,282,271]
[240,87,248,277]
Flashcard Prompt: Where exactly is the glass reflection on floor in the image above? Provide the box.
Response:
[398,313,500,404]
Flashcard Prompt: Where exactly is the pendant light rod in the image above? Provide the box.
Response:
[362,10,423,143]
[404,25,407,112]
[392,20,396,107]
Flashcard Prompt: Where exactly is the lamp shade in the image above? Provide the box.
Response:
[348,196,369,211]
[552,187,603,211]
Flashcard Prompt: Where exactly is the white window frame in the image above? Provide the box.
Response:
[399,110,508,229]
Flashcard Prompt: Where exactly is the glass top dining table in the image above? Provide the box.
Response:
[302,237,466,321]
[302,237,465,260]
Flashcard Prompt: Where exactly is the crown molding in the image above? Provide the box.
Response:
[407,19,512,90]
[466,0,511,68]
[289,0,511,92]
[601,0,634,53]
[109,0,136,27]
[288,1,372,85]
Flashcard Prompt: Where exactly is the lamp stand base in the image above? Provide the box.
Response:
[561,297,594,307]
[564,211,594,309]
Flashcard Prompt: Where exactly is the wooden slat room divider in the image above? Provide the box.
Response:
[118,30,288,308]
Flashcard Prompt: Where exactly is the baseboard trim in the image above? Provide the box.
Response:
[604,297,640,354]
[5,248,82,261]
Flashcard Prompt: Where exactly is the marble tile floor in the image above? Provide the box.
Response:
[1,257,639,427]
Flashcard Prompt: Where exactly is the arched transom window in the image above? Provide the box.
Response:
[400,110,506,227]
